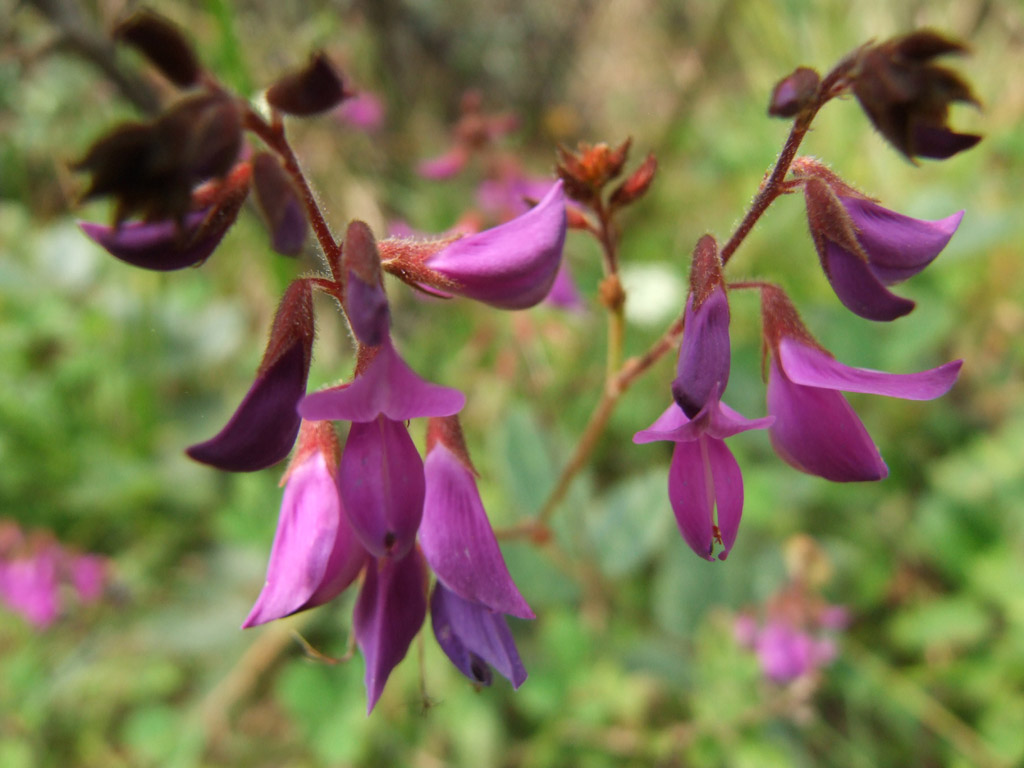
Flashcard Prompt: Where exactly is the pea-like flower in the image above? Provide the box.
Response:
[761,285,962,481]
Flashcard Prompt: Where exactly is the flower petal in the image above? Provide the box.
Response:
[633,403,700,444]
[430,583,527,689]
[767,358,888,482]
[668,439,715,560]
[417,147,468,180]
[242,451,366,627]
[299,340,465,423]
[79,209,229,271]
[841,197,962,285]
[187,340,307,472]
[425,181,567,309]
[822,240,916,321]
[354,550,428,713]
[779,338,962,400]
[420,444,533,619]
[672,289,731,418]
[634,400,770,444]
[706,438,743,560]
[338,417,425,559]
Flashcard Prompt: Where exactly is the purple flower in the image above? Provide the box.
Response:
[354,548,429,713]
[802,175,963,321]
[70,555,107,603]
[634,400,771,560]
[417,147,469,180]
[421,181,568,309]
[430,583,527,689]
[188,279,315,472]
[0,545,61,628]
[243,426,367,627]
[420,418,533,618]
[753,621,836,683]
[762,287,962,481]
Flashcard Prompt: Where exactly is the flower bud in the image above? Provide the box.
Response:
[252,152,307,256]
[266,52,350,117]
[114,9,200,88]
[768,67,820,118]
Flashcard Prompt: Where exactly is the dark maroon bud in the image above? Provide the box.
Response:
[159,93,243,182]
[266,52,350,116]
[852,29,981,161]
[252,152,307,256]
[343,221,390,347]
[768,67,820,118]
[114,9,201,88]
[610,152,658,208]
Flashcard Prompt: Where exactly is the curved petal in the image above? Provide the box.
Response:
[841,197,962,285]
[633,402,701,444]
[822,240,917,321]
[779,338,962,400]
[420,445,533,619]
[911,124,981,160]
[187,340,307,472]
[672,289,731,418]
[430,583,527,689]
[425,181,567,309]
[79,209,231,271]
[242,452,365,627]
[706,438,743,560]
[706,401,774,440]
[300,340,465,423]
[668,439,715,560]
[634,400,770,445]
[767,358,888,482]
[354,550,428,713]
[338,417,425,559]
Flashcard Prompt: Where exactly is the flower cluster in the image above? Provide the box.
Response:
[635,32,975,561]
[0,520,107,629]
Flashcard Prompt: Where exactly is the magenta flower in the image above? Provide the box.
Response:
[188,279,314,472]
[748,620,837,683]
[420,418,533,619]
[70,555,107,603]
[762,286,962,481]
[243,424,367,628]
[802,175,963,321]
[635,400,771,560]
[417,147,469,180]
[0,545,61,628]
[335,90,385,132]
[419,181,567,309]
[430,583,527,689]
[354,548,429,712]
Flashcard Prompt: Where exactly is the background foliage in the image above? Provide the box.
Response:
[2,0,1022,766]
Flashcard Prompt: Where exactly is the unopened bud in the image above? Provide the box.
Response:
[114,9,200,88]
[266,52,350,116]
[610,152,658,208]
[768,67,820,118]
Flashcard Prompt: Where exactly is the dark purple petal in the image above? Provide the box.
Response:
[767,357,888,482]
[821,240,916,321]
[354,550,428,713]
[912,124,982,160]
[79,209,229,271]
[425,181,568,309]
[345,272,391,347]
[778,338,962,400]
[300,340,464,423]
[667,439,715,560]
[430,583,527,689]
[242,451,366,628]
[270,198,307,255]
[420,445,533,619]
[187,341,307,472]
[705,437,743,560]
[338,417,425,559]
[841,197,963,284]
[672,289,731,418]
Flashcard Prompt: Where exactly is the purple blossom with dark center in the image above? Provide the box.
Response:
[354,548,429,713]
[767,336,962,481]
[634,398,771,560]
[188,280,314,472]
[422,181,567,309]
[430,583,527,689]
[803,176,963,321]
[243,433,367,628]
[420,421,533,618]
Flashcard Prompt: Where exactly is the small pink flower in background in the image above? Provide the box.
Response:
[0,520,109,629]
[335,90,385,132]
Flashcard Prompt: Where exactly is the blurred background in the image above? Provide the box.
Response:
[1,0,1022,766]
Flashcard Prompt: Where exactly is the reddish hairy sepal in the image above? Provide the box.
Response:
[688,234,725,309]
[759,285,825,354]
[266,52,350,117]
[426,416,477,475]
[609,152,658,208]
[768,67,820,118]
[114,8,200,88]
[282,420,340,487]
[378,236,461,293]
[261,280,316,378]
[789,157,872,201]
[803,177,868,261]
